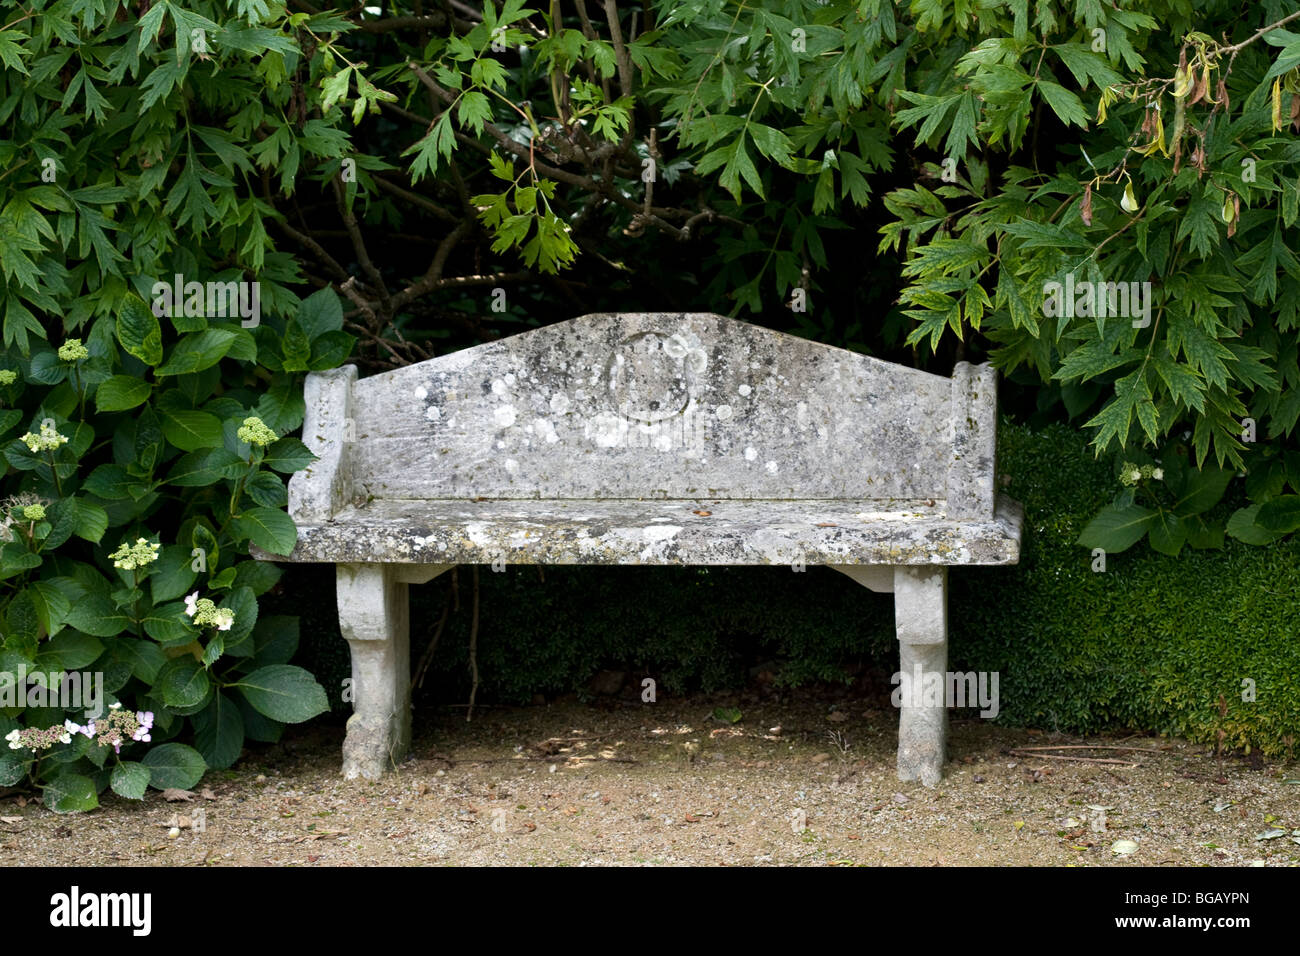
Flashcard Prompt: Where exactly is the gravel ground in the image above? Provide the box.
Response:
[3,691,1298,867]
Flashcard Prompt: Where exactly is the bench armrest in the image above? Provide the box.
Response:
[947,361,998,519]
[288,365,357,522]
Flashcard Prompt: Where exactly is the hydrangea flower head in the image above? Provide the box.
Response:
[109,537,161,570]
[185,592,235,630]
[21,504,45,521]
[19,421,68,453]
[57,339,89,362]
[0,370,15,385]
[236,416,277,447]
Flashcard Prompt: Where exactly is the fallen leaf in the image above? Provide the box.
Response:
[162,789,195,802]
[200,788,217,801]
[1254,828,1287,840]
[0,816,21,824]
[1111,839,1139,856]
[828,711,849,723]
[692,510,712,517]
[1013,820,1025,831]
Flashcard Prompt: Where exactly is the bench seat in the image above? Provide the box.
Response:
[280,496,1023,566]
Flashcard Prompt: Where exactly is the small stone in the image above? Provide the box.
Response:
[973,775,985,783]
[892,793,909,804]
[255,774,267,783]
[812,752,832,764]
[166,827,180,839]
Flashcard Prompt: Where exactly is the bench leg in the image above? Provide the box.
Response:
[336,564,410,780]
[893,567,949,787]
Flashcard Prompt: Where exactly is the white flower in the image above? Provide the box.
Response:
[1151,468,1164,481]
[109,702,122,711]
[213,609,235,631]
[5,729,20,750]
[184,592,199,618]
[59,731,71,744]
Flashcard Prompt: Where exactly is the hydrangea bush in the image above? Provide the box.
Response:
[0,290,347,812]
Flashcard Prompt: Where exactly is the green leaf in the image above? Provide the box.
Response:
[116,296,163,366]
[1076,503,1157,552]
[95,375,152,412]
[43,771,98,813]
[245,470,287,508]
[1148,511,1186,556]
[193,692,245,770]
[150,545,199,603]
[65,591,132,637]
[296,288,344,340]
[165,447,245,486]
[155,329,238,376]
[1226,504,1284,544]
[0,752,27,787]
[232,507,297,555]
[252,615,299,666]
[110,761,151,800]
[234,665,329,723]
[158,656,211,709]
[261,437,315,473]
[160,407,224,451]
[141,742,206,790]
[83,464,134,499]
[1169,465,1232,516]
[1036,81,1089,128]
[1255,495,1300,533]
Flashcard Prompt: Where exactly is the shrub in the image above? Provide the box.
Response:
[0,290,345,811]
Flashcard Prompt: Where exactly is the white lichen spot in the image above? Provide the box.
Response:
[491,379,509,396]
[414,386,428,400]
[653,434,673,452]
[496,440,506,449]
[715,404,733,421]
[643,525,681,542]
[504,459,519,475]
[765,461,779,474]
[532,418,558,444]
[738,383,752,397]
[588,412,626,448]
[425,406,441,421]
[550,393,571,414]
[493,405,517,428]
[504,373,516,386]
[796,401,810,428]
[744,446,758,462]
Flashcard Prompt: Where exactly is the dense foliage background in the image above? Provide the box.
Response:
[2,0,1299,806]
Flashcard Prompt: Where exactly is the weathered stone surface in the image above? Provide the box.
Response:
[337,564,415,779]
[947,362,999,519]
[342,312,954,502]
[272,496,1022,566]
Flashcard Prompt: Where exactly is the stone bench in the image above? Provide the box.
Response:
[255,312,1023,786]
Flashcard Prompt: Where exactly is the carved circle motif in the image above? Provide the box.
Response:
[605,330,706,423]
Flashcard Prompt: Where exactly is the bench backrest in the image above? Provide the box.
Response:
[289,312,997,517]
